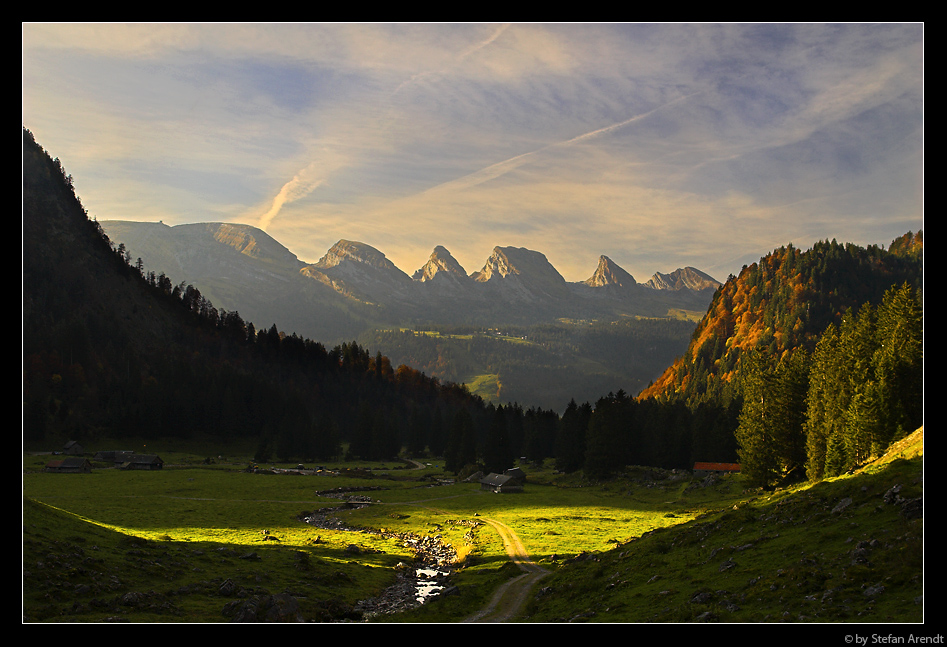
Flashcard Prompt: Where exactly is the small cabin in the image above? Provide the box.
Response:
[480,472,523,494]
[119,454,164,470]
[504,467,527,482]
[63,440,84,455]
[45,457,93,473]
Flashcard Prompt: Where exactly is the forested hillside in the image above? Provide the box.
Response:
[22,128,485,462]
[640,236,922,406]
[357,318,697,411]
[22,127,922,487]
[638,234,923,487]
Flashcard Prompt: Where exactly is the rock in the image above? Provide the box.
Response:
[691,591,713,604]
[900,497,922,520]
[864,584,885,598]
[223,593,304,623]
[884,484,903,504]
[832,497,853,514]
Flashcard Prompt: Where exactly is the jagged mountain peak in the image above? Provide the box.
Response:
[472,246,564,283]
[469,246,570,303]
[646,266,721,291]
[584,255,636,288]
[413,245,468,282]
[315,239,402,273]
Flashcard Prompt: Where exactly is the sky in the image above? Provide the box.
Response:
[22,23,923,283]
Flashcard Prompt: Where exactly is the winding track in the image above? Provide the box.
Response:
[402,493,549,623]
[461,515,549,623]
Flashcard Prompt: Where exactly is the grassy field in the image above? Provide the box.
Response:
[22,431,924,623]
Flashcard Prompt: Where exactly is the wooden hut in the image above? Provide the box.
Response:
[45,457,93,473]
[119,454,165,470]
[479,472,523,493]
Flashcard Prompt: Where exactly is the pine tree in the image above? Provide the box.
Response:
[770,348,809,480]
[445,408,477,474]
[584,393,632,478]
[555,399,588,473]
[735,350,781,488]
[872,282,923,444]
[482,405,513,474]
[805,323,838,481]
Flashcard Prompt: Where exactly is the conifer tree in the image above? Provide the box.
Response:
[482,405,513,474]
[445,408,477,474]
[805,323,839,481]
[872,282,923,445]
[735,350,780,487]
[555,399,588,473]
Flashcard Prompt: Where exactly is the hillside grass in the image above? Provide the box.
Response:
[519,436,925,623]
[23,432,924,623]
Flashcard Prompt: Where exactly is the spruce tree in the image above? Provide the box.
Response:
[555,399,588,473]
[735,350,780,488]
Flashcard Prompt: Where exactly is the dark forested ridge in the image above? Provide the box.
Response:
[22,128,923,485]
[22,128,485,462]
[356,318,697,411]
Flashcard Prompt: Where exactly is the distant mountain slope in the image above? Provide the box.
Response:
[584,255,636,288]
[22,128,483,455]
[99,222,721,341]
[98,221,384,342]
[413,245,470,284]
[645,266,720,292]
[471,246,572,303]
[639,236,923,405]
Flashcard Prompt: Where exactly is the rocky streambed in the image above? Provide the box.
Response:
[300,488,467,619]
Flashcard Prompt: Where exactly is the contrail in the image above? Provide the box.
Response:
[392,23,511,97]
[259,24,512,230]
[425,91,703,194]
[258,161,325,231]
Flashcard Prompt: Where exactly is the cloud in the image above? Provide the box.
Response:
[23,23,923,284]
[257,162,326,231]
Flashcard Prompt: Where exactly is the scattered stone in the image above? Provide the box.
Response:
[302,504,460,619]
[222,593,305,623]
[832,498,853,514]
[863,584,886,598]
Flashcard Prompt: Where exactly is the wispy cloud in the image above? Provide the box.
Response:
[23,23,923,282]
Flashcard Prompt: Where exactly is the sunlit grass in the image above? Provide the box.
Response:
[23,444,923,623]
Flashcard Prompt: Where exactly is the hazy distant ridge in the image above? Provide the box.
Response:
[100,220,721,341]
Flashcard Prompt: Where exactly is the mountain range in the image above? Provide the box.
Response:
[100,221,720,343]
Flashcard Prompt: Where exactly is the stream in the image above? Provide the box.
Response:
[300,489,460,619]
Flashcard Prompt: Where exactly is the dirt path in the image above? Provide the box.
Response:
[462,516,548,623]
[402,496,549,622]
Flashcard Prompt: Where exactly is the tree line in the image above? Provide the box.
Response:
[23,128,922,484]
[733,281,922,488]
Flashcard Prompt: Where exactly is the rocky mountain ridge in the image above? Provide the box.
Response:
[100,220,721,341]
[584,255,637,288]
[645,266,721,291]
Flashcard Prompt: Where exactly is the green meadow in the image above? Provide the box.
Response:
[22,433,923,623]
[23,447,746,622]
